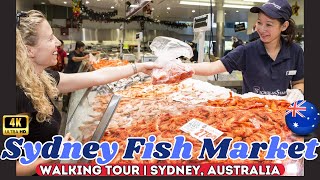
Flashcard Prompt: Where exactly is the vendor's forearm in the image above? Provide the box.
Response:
[188,60,227,76]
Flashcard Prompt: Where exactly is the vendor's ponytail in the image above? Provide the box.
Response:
[280,18,296,45]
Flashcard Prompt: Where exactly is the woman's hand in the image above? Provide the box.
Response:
[63,132,75,142]
[136,62,162,75]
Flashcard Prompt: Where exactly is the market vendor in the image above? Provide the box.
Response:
[62,41,89,112]
[188,0,304,101]
[64,41,89,73]
[16,10,161,176]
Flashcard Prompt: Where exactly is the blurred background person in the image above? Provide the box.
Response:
[249,25,260,42]
[224,36,244,56]
[63,41,89,74]
[62,41,89,112]
[58,39,68,71]
[47,39,67,72]
[189,42,199,63]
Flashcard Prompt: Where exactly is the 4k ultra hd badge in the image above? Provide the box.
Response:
[285,100,320,135]
[2,115,29,136]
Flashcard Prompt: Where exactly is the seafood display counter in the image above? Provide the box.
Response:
[207,71,243,93]
[64,71,304,175]
[66,59,131,123]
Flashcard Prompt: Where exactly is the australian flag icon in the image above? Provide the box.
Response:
[285,100,320,135]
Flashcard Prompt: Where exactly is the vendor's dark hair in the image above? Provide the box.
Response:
[279,18,296,45]
[75,41,85,50]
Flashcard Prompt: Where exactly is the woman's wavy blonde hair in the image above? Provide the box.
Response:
[16,10,59,123]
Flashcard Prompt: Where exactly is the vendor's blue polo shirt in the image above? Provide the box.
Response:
[221,38,304,96]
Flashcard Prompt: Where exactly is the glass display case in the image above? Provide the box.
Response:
[63,62,303,175]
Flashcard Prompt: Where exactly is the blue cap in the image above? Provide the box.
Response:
[250,0,292,21]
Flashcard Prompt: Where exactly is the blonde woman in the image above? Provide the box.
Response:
[16,10,160,176]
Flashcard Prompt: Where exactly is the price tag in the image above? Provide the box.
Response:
[180,118,223,142]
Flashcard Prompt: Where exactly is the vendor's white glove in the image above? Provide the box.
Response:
[286,89,304,104]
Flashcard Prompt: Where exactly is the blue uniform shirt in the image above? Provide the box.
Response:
[221,37,304,96]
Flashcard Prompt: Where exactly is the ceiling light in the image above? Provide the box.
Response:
[180,1,211,6]
[111,6,114,9]
[41,2,45,5]
[224,4,252,9]
[192,10,195,13]
[86,1,90,4]
[180,1,253,9]
[97,0,101,1]
[243,0,268,2]
[63,1,67,4]
[167,7,171,10]
[224,12,226,15]
[236,10,239,12]
[151,8,154,10]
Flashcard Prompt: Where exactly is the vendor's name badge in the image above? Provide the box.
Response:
[180,118,223,142]
[2,115,29,136]
[286,70,297,76]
